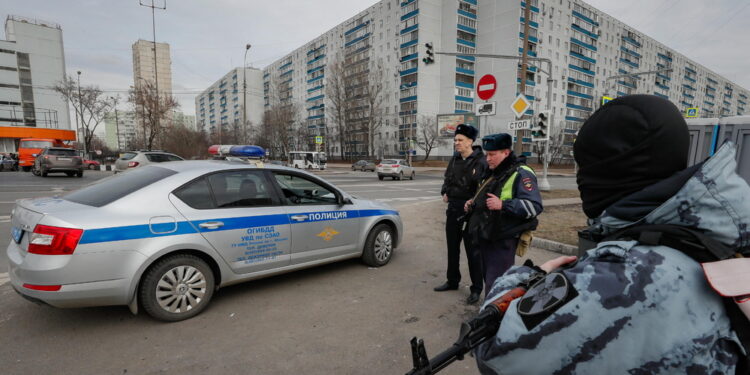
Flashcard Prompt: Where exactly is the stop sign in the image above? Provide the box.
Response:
[476,74,497,101]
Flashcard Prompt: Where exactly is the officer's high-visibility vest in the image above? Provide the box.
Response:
[500,165,536,200]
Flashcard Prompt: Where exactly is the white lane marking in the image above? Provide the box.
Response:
[376,196,438,202]
[0,272,9,286]
[335,181,442,188]
[0,215,9,223]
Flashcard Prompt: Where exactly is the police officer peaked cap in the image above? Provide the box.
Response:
[482,133,513,151]
[454,124,478,141]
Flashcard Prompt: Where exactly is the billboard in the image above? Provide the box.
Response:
[437,113,478,138]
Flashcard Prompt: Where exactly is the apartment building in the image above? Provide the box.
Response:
[196,67,264,140]
[263,0,750,159]
[0,15,73,152]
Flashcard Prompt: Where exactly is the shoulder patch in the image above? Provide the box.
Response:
[517,272,578,330]
[522,177,534,192]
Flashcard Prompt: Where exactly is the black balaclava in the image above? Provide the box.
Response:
[574,95,689,218]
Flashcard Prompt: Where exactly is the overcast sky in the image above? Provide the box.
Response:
[3,0,749,118]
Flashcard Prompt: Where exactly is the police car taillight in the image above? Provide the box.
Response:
[128,161,139,168]
[28,225,83,255]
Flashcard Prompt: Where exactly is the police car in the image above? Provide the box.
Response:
[7,146,402,321]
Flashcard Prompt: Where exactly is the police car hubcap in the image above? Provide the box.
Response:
[156,265,207,313]
[374,231,392,262]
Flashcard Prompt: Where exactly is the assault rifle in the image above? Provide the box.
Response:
[406,273,544,375]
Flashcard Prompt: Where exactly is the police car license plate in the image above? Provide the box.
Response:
[11,226,23,243]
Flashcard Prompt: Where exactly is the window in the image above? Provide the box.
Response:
[47,149,77,156]
[174,178,214,209]
[207,170,275,208]
[64,166,177,207]
[273,173,338,205]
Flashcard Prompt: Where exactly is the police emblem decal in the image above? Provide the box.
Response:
[522,177,534,192]
[517,272,578,330]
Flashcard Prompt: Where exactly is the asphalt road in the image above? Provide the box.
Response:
[0,166,572,374]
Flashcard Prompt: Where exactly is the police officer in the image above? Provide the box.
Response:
[435,124,486,305]
[464,133,542,295]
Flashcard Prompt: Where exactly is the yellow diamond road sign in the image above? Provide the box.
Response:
[511,94,532,119]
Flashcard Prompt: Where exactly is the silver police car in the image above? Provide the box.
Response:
[7,160,402,321]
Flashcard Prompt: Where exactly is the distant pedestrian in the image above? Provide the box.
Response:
[435,124,487,304]
[464,133,542,294]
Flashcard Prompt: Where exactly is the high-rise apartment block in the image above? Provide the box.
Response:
[263,0,749,159]
[132,39,172,94]
[196,67,264,139]
[0,15,73,152]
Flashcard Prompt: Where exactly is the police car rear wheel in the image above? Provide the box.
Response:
[362,224,393,267]
[139,254,215,321]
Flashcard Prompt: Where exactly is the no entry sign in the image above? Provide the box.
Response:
[477,74,497,101]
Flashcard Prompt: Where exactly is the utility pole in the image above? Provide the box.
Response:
[139,0,166,140]
[517,0,532,157]
[111,96,121,151]
[243,43,251,143]
[76,70,88,158]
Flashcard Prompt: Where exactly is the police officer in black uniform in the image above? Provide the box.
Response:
[464,133,543,294]
[434,124,487,304]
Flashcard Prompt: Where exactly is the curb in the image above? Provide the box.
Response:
[532,237,577,255]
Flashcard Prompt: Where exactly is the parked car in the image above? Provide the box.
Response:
[114,150,184,173]
[351,160,376,172]
[0,153,18,171]
[32,147,83,177]
[83,159,101,170]
[377,159,415,180]
[7,161,401,321]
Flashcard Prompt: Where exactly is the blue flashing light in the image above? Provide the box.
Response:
[229,145,266,158]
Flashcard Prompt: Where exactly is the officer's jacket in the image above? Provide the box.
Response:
[475,143,745,374]
[440,146,487,202]
[468,154,543,241]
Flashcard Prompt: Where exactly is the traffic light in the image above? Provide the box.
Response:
[531,111,550,142]
[422,42,434,65]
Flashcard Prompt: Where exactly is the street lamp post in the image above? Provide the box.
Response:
[243,43,252,142]
[111,96,121,151]
[139,0,166,138]
[76,71,88,158]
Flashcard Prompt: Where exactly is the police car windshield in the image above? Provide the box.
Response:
[64,166,177,207]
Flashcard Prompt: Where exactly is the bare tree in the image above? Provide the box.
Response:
[362,59,389,157]
[128,80,179,151]
[415,115,445,161]
[54,76,112,156]
[326,55,351,160]
[161,123,210,160]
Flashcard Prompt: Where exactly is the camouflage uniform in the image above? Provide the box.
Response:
[475,143,746,374]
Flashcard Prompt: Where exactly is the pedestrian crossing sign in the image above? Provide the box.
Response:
[315,136,323,144]
[686,108,699,118]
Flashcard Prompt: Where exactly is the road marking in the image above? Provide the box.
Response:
[0,272,9,286]
[376,196,438,202]
[0,215,9,223]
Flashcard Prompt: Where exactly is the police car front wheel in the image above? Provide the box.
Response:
[139,254,216,322]
[362,224,394,267]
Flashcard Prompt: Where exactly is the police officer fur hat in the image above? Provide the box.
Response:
[482,133,513,151]
[454,124,478,141]
[574,94,689,218]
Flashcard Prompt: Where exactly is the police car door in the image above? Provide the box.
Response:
[270,171,359,264]
[170,170,291,274]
